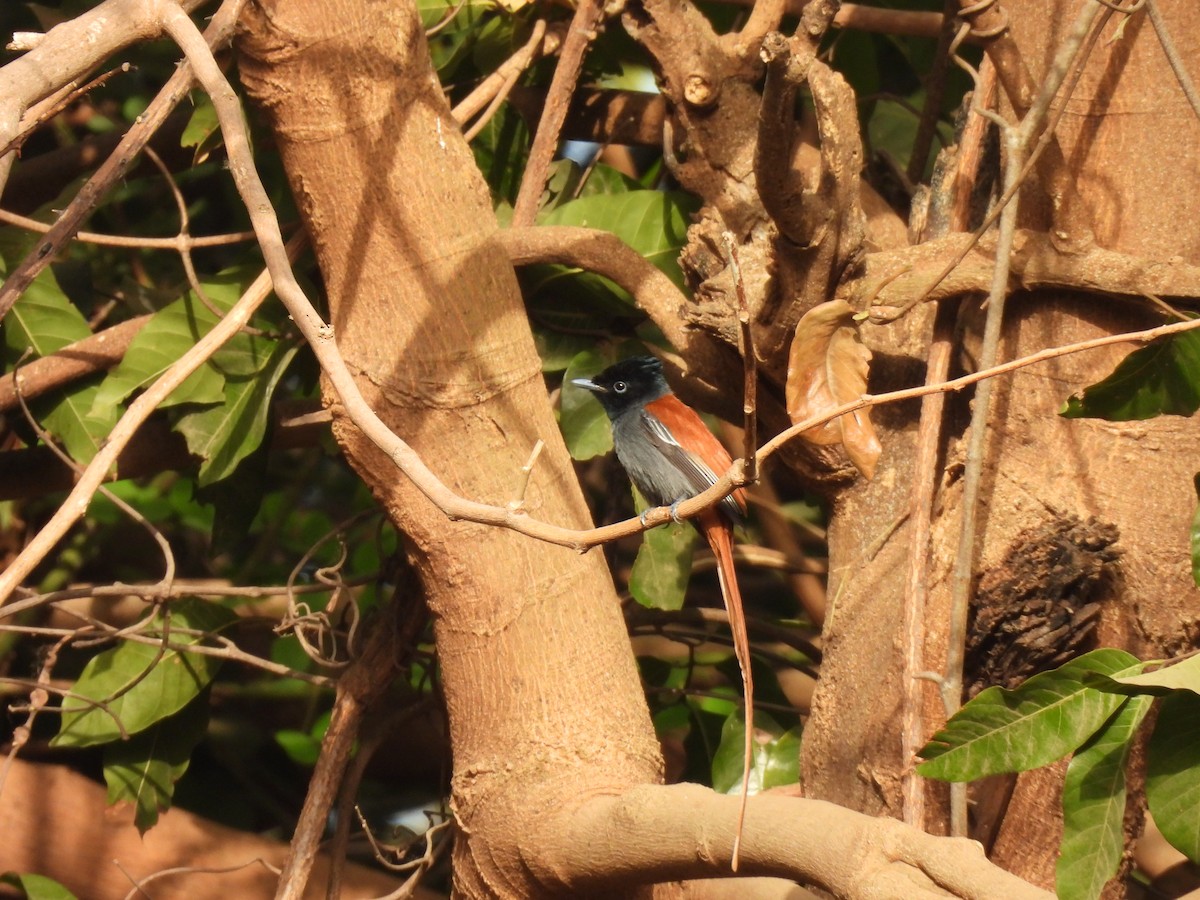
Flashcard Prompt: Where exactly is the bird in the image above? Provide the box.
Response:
[572,355,754,870]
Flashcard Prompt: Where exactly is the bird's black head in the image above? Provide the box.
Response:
[571,355,671,419]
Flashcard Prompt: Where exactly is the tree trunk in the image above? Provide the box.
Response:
[237,2,663,895]
[804,0,1200,890]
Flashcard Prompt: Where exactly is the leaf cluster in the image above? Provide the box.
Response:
[919,649,1200,900]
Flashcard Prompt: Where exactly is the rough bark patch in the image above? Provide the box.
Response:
[965,514,1120,697]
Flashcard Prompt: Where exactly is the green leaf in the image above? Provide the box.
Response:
[1062,331,1200,420]
[1192,473,1200,588]
[0,873,77,900]
[1147,691,1200,863]
[1,272,90,358]
[103,695,209,834]
[561,349,617,460]
[1103,654,1200,697]
[181,94,219,148]
[2,269,111,463]
[90,274,267,416]
[540,190,698,288]
[472,104,529,207]
[917,649,1141,781]
[176,339,300,486]
[274,728,321,766]
[274,709,335,766]
[533,328,595,373]
[180,93,222,164]
[1056,695,1152,900]
[422,0,497,76]
[712,710,800,794]
[629,499,696,611]
[53,599,235,747]
[540,160,641,212]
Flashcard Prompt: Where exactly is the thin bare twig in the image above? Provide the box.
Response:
[2,575,368,622]
[721,232,758,482]
[0,207,260,249]
[11,352,178,592]
[758,314,1200,460]
[142,144,224,318]
[938,0,1113,836]
[119,857,282,900]
[900,61,1000,830]
[454,19,550,136]
[0,633,71,803]
[327,704,439,899]
[0,234,301,605]
[282,509,380,668]
[879,0,1110,322]
[1146,0,1200,121]
[510,0,606,226]
[941,132,1023,840]
[274,593,426,900]
[907,0,960,185]
[0,63,133,158]
[0,0,248,324]
[509,440,545,511]
[900,305,955,831]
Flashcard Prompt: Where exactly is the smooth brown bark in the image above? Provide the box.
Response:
[236,1,663,895]
[0,760,416,900]
[804,1,1200,890]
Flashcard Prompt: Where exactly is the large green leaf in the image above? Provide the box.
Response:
[53,598,235,748]
[89,274,267,416]
[421,0,500,76]
[2,268,112,462]
[1056,695,1152,900]
[1062,331,1200,420]
[534,328,596,374]
[561,348,618,460]
[103,694,209,834]
[866,93,952,180]
[180,93,222,164]
[0,874,77,900]
[1101,654,1200,697]
[712,710,800,794]
[1146,691,1200,864]
[629,497,696,611]
[540,190,698,288]
[917,649,1140,781]
[176,338,300,486]
[2,276,89,356]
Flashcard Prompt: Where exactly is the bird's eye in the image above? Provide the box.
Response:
[613,381,628,393]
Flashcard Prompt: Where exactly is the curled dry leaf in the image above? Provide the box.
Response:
[785,299,882,479]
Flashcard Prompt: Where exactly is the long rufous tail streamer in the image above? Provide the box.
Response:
[702,514,753,872]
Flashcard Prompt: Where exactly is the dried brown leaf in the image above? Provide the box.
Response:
[785,299,882,479]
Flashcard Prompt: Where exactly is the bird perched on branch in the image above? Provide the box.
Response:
[572,355,754,870]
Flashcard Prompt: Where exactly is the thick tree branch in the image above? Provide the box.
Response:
[756,33,809,246]
[0,316,148,411]
[533,784,1052,898]
[861,230,1200,317]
